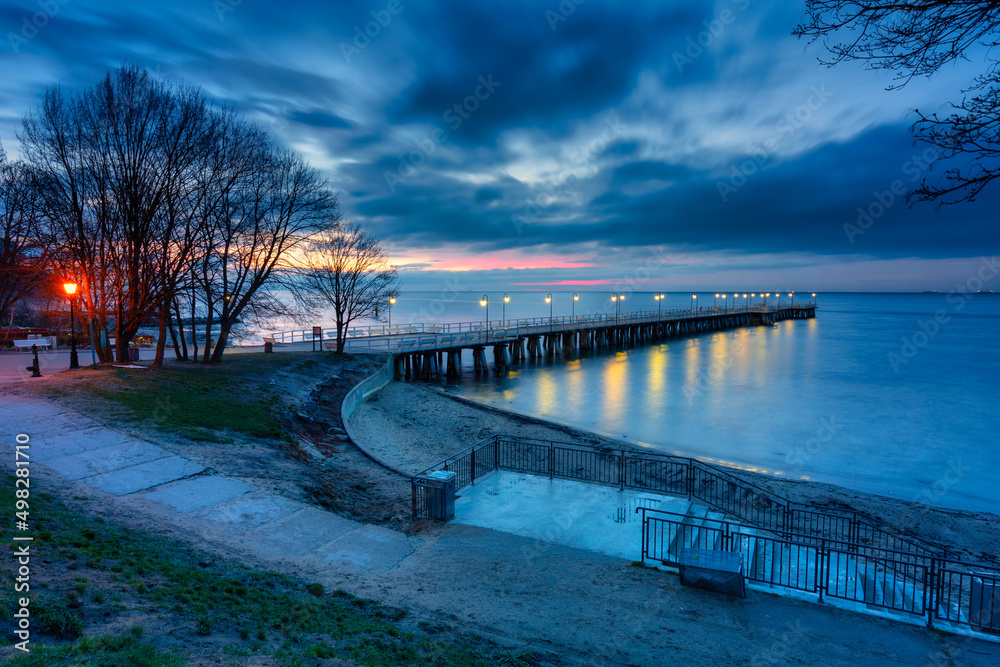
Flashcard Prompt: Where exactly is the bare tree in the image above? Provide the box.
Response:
[192,130,341,362]
[20,66,216,363]
[794,1,1000,204]
[0,149,47,327]
[301,222,399,353]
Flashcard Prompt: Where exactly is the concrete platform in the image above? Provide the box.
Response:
[141,475,255,513]
[454,471,692,561]
[86,456,205,495]
[24,426,134,462]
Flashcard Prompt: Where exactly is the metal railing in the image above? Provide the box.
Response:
[411,434,948,561]
[638,508,1000,633]
[269,302,818,348]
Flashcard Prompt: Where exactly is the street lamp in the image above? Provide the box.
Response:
[388,296,396,326]
[545,293,553,331]
[612,293,624,326]
[714,293,719,308]
[811,292,817,305]
[776,292,781,307]
[690,293,697,310]
[502,293,509,326]
[63,282,79,369]
[572,292,579,319]
[790,292,794,306]
[655,293,663,318]
[743,293,748,307]
[480,295,488,334]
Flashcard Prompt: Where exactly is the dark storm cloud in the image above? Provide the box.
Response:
[0,0,993,284]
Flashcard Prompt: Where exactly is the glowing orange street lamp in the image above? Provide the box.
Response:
[63,282,79,369]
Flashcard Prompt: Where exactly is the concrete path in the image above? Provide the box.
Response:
[2,399,418,575]
[3,398,1000,666]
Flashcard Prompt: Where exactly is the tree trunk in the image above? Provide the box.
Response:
[152,301,168,368]
[336,320,345,353]
[190,292,198,362]
[210,323,230,363]
[173,299,187,360]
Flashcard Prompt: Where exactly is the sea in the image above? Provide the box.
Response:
[276,290,1000,513]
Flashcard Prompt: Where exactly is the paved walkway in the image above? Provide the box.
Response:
[3,398,1000,666]
[4,399,418,574]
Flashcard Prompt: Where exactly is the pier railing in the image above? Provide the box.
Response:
[269,302,817,347]
[638,507,1000,635]
[411,434,949,562]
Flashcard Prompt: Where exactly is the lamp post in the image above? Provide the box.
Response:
[721,293,727,309]
[776,292,781,307]
[545,293,553,332]
[743,293,748,307]
[690,293,697,310]
[572,292,578,319]
[714,293,719,308]
[612,293,624,326]
[63,282,79,369]
[655,293,663,318]
[790,292,794,307]
[811,292,817,305]
[480,295,488,336]
[502,293,509,327]
[763,292,769,306]
[388,296,396,326]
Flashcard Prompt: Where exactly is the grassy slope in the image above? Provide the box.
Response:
[0,480,538,666]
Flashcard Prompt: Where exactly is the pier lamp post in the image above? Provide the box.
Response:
[572,293,579,320]
[388,296,395,326]
[721,294,727,309]
[480,295,488,334]
[790,292,794,306]
[502,293,509,327]
[655,293,662,318]
[764,292,769,306]
[63,281,79,370]
[776,292,781,307]
[714,293,719,308]
[545,293,553,332]
[743,293,748,307]
[811,292,817,305]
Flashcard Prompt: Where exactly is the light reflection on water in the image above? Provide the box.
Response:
[437,293,1000,513]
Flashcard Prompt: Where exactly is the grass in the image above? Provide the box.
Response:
[49,354,328,442]
[0,480,542,666]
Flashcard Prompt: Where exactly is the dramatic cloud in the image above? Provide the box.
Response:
[1,0,994,290]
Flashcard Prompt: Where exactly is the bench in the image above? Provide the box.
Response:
[13,339,50,351]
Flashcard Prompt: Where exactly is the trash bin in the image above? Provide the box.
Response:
[678,548,746,598]
[421,470,457,521]
[264,342,274,353]
[127,347,140,362]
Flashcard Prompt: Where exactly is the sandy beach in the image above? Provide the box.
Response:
[349,380,1000,563]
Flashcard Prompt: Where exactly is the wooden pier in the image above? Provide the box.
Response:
[388,304,816,381]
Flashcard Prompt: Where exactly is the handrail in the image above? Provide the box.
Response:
[412,433,951,558]
[269,302,818,345]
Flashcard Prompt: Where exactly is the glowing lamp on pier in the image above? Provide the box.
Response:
[502,293,509,325]
[572,292,578,318]
[480,295,488,329]
[388,296,396,326]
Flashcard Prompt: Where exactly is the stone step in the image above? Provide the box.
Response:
[667,503,709,560]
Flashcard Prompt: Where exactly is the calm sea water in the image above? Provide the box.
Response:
[377,291,1000,513]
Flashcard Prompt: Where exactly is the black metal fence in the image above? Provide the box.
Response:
[412,435,948,560]
[639,507,1000,634]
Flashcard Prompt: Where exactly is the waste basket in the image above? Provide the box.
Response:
[420,470,457,521]
[264,342,274,353]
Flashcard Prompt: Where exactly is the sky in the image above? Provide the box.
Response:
[1,0,997,293]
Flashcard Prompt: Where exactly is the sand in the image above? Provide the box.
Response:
[349,380,1000,563]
